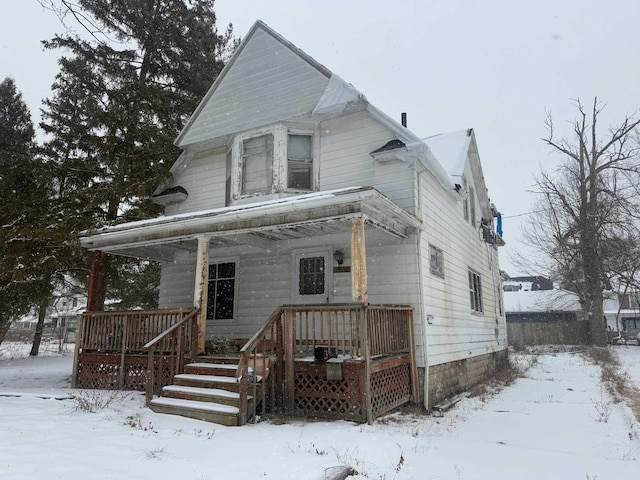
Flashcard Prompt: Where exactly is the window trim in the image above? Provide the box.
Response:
[228,123,318,202]
[468,268,483,314]
[429,243,444,278]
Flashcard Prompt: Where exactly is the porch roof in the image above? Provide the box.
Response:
[79,187,421,262]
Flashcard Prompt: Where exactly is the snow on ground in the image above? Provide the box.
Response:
[0,342,638,480]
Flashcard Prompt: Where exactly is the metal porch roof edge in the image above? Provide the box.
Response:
[79,186,421,251]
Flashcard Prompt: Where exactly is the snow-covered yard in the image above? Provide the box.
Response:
[1,342,639,480]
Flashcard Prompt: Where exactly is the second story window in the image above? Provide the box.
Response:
[229,124,317,203]
[241,133,274,195]
[287,134,313,190]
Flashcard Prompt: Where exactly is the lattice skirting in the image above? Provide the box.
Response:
[293,355,413,422]
[370,357,412,417]
[294,361,366,422]
[75,353,184,391]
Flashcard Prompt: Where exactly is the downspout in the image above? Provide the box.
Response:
[413,162,430,410]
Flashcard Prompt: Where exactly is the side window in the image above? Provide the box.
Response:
[299,256,325,295]
[287,134,313,190]
[462,178,469,221]
[225,149,232,206]
[429,244,444,278]
[207,262,236,321]
[241,134,273,195]
[468,269,483,313]
[469,186,476,226]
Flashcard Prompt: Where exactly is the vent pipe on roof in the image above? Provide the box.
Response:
[401,112,407,128]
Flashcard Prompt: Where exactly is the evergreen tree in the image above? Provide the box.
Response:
[0,77,47,346]
[40,0,235,308]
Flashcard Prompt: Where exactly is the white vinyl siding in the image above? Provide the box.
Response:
[419,163,506,367]
[163,150,227,216]
[178,27,330,148]
[319,111,416,214]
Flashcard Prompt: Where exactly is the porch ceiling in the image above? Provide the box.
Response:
[79,187,421,261]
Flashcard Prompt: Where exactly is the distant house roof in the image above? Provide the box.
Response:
[503,287,582,313]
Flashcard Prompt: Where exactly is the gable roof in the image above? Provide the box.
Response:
[170,20,457,192]
[176,20,334,149]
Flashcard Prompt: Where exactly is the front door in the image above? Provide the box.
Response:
[292,248,332,304]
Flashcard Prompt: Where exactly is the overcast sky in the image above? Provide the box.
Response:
[2,0,639,275]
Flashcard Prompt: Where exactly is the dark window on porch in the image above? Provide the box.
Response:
[299,256,325,295]
[207,262,236,321]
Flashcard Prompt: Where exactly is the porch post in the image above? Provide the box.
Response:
[351,217,368,303]
[86,250,103,311]
[193,236,210,353]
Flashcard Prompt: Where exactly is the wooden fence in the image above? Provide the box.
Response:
[507,321,591,349]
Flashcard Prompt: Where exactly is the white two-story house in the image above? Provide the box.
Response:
[76,20,507,425]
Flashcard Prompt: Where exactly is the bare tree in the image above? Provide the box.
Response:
[524,99,640,345]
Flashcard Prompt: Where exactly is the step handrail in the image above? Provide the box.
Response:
[144,308,200,405]
[236,306,285,425]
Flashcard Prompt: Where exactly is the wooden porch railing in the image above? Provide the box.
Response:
[236,303,417,425]
[76,309,195,352]
[73,309,197,390]
[143,308,200,405]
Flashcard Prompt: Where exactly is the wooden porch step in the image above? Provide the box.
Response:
[173,373,262,392]
[184,362,239,377]
[196,355,241,365]
[149,397,239,426]
[161,385,251,407]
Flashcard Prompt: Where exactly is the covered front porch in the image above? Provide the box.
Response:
[75,187,422,424]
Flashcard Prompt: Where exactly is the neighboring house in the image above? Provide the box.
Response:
[604,291,640,344]
[503,279,583,323]
[75,20,507,424]
[9,289,86,343]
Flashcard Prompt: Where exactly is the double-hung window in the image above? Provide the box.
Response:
[229,124,316,203]
[241,133,274,195]
[468,269,483,313]
[287,134,313,190]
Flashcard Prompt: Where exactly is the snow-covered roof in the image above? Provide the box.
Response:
[79,186,422,259]
[423,129,472,179]
[503,288,582,313]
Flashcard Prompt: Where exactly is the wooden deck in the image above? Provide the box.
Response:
[73,304,418,425]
